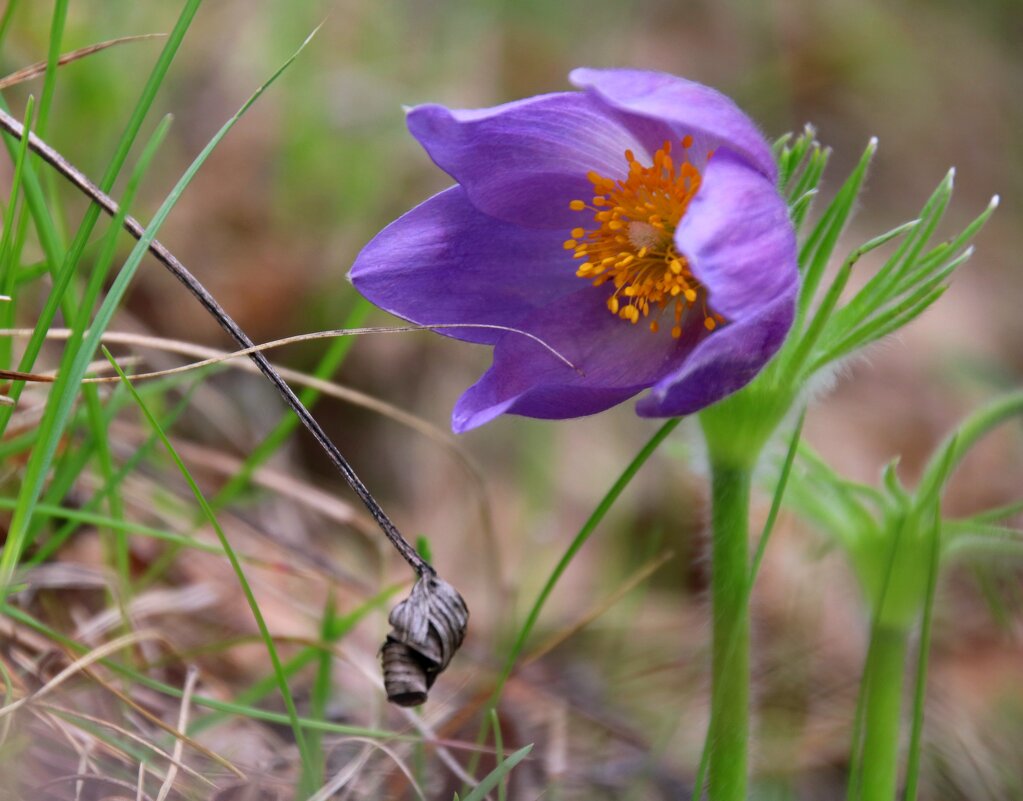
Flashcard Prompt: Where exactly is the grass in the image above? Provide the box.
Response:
[0,8,542,795]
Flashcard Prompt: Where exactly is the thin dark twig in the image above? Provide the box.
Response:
[0,107,430,576]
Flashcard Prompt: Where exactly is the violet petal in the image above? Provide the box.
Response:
[569,67,777,181]
[451,288,702,432]
[636,290,795,418]
[406,92,646,229]
[674,150,798,322]
[350,187,580,344]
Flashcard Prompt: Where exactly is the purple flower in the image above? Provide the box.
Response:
[351,68,798,433]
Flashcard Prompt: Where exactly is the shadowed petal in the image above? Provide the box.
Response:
[635,290,795,418]
[674,150,797,322]
[406,92,649,229]
[452,289,703,432]
[570,67,777,181]
[350,187,580,344]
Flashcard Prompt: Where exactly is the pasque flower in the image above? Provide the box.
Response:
[351,68,798,432]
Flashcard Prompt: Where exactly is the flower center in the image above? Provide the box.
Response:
[566,137,721,338]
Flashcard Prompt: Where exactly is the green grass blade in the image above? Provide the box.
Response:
[494,417,681,696]
[0,0,204,434]
[459,745,533,801]
[28,378,200,566]
[0,27,312,589]
[187,583,400,736]
[0,92,69,312]
[750,409,806,585]
[23,114,171,554]
[35,0,68,138]
[34,0,70,244]
[0,0,19,51]
[462,418,680,786]
[489,709,508,801]
[0,498,232,558]
[103,346,314,771]
[301,592,339,796]
[81,384,129,593]
[0,116,166,584]
[0,94,34,370]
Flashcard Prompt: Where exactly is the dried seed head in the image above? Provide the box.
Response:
[381,574,469,706]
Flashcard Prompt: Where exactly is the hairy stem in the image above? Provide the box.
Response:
[857,624,908,801]
[707,461,752,801]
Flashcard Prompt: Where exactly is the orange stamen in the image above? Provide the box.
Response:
[567,138,719,338]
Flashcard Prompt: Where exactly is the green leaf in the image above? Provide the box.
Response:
[916,391,1023,506]
[881,460,910,505]
[943,520,1023,558]
[963,497,1023,525]
[787,147,830,231]
[810,278,951,373]
[795,137,877,331]
[783,219,918,378]
[846,168,954,324]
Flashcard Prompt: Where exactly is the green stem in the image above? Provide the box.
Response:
[707,461,752,801]
[857,624,908,801]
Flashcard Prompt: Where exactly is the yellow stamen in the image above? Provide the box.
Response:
[567,138,722,336]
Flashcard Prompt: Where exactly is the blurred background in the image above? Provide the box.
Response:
[1,0,1022,798]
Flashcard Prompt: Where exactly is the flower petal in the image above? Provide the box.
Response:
[406,92,649,229]
[350,187,580,344]
[569,67,777,181]
[635,290,795,418]
[673,150,798,322]
[451,289,703,432]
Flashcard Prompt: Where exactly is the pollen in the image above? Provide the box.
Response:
[568,138,719,338]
